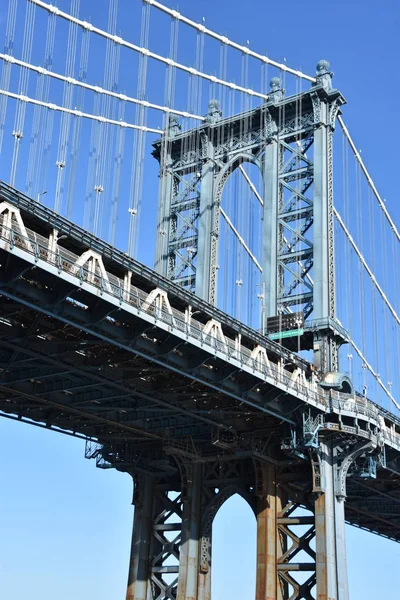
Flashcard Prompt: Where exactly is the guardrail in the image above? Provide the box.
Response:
[0,180,312,372]
[0,218,327,409]
[2,215,400,451]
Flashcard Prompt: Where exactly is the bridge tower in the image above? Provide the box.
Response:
[153,60,346,375]
[122,61,363,600]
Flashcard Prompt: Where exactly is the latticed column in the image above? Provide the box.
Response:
[126,473,183,600]
[126,474,155,600]
[256,464,286,600]
[176,463,203,600]
[256,465,317,600]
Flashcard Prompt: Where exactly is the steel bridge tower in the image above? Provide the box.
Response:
[153,60,346,375]
[108,61,360,600]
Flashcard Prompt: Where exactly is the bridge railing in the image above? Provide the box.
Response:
[0,215,329,408]
[332,391,400,450]
[3,214,400,450]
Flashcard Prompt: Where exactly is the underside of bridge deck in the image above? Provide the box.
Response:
[1,181,400,600]
[1,265,400,547]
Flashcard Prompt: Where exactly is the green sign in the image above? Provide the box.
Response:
[268,328,304,341]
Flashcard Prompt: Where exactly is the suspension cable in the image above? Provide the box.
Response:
[220,207,261,271]
[143,0,315,82]
[338,115,400,242]
[0,89,160,133]
[349,337,400,412]
[334,206,400,326]
[0,54,204,122]
[28,0,270,100]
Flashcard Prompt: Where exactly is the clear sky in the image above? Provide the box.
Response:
[1,0,400,599]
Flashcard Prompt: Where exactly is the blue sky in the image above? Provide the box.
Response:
[1,0,400,598]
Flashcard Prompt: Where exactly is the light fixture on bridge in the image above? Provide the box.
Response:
[37,190,47,201]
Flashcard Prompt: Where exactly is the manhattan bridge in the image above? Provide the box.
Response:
[0,1,400,599]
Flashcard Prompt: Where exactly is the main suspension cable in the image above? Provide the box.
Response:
[338,115,400,242]
[142,0,315,82]
[28,0,270,100]
[0,54,204,122]
[334,206,400,326]
[0,89,160,133]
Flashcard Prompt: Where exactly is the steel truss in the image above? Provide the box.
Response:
[1,182,400,599]
[122,434,391,600]
[152,62,345,341]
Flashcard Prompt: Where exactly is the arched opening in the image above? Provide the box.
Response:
[211,493,256,600]
[216,158,263,330]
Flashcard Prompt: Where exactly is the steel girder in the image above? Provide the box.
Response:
[152,73,345,334]
[1,181,400,573]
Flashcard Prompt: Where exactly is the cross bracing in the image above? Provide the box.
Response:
[1,182,400,545]
[2,186,400,600]
[153,67,343,329]
[1,1,400,597]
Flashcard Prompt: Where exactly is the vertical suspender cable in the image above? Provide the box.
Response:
[54,0,80,215]
[10,0,36,186]
[127,0,151,257]
[37,12,57,199]
[25,8,56,198]
[0,0,19,158]
[95,0,120,238]
[66,26,90,219]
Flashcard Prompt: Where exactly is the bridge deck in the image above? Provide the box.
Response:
[0,181,400,542]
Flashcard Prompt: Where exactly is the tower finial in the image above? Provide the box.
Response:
[268,77,284,103]
[167,113,181,137]
[205,99,222,124]
[315,59,333,91]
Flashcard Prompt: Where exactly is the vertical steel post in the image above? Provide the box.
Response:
[255,465,285,600]
[312,102,330,324]
[177,464,202,600]
[126,475,154,600]
[154,119,179,275]
[334,496,349,599]
[262,131,279,319]
[315,441,349,600]
[195,134,215,302]
[311,60,344,372]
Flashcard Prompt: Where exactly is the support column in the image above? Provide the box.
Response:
[256,465,285,600]
[311,61,345,373]
[315,441,349,600]
[334,496,349,599]
[312,107,330,324]
[262,130,279,319]
[154,117,180,275]
[177,463,202,600]
[197,565,211,600]
[195,134,215,302]
[126,475,154,600]
[312,99,334,374]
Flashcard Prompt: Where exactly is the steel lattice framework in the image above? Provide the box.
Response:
[0,11,400,593]
[1,178,400,600]
[153,63,344,335]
